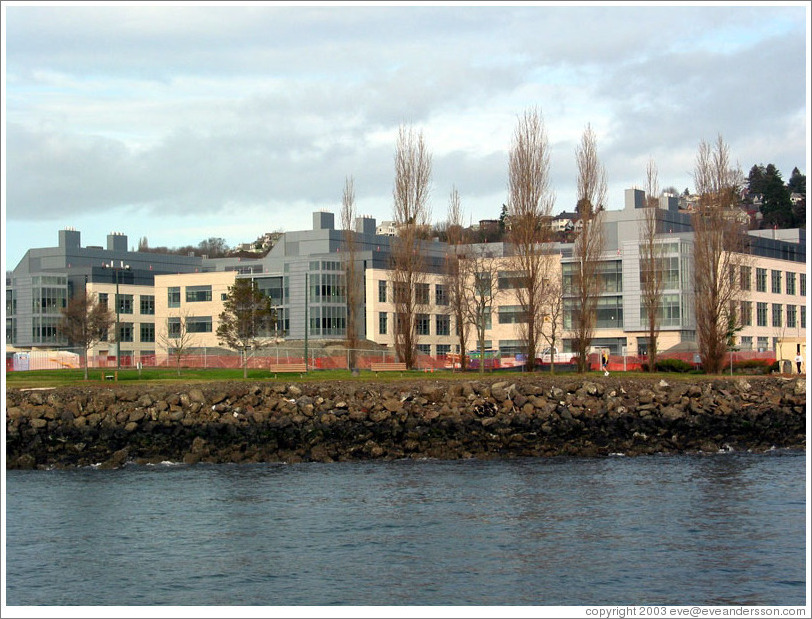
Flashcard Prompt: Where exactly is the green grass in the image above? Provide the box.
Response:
[5,366,769,390]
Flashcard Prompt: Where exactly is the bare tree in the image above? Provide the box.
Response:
[539,272,564,374]
[443,185,470,370]
[340,175,362,370]
[59,290,115,380]
[639,157,664,371]
[157,309,199,376]
[571,123,607,373]
[691,134,748,374]
[506,107,556,371]
[461,248,502,374]
[391,124,432,369]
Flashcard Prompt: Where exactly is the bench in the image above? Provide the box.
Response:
[269,363,308,376]
[370,362,408,374]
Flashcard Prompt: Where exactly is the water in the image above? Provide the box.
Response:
[4,451,807,607]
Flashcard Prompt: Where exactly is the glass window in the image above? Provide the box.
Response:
[595,296,623,328]
[436,344,451,357]
[498,271,526,290]
[118,323,134,343]
[771,304,782,328]
[168,287,181,308]
[416,313,430,336]
[757,337,769,352]
[739,336,753,351]
[416,344,432,356]
[186,285,212,302]
[116,294,133,314]
[739,301,752,327]
[785,272,796,295]
[140,323,155,343]
[415,283,430,305]
[435,314,450,336]
[498,305,527,324]
[739,266,751,291]
[786,305,796,328]
[140,295,155,315]
[378,280,387,303]
[640,294,680,327]
[756,302,768,327]
[435,284,448,306]
[755,268,767,293]
[771,270,782,294]
[98,293,108,310]
[802,306,806,329]
[801,273,806,297]
[378,312,387,335]
[167,317,181,338]
[187,316,213,333]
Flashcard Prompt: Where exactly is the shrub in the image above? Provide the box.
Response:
[655,358,694,373]
[732,359,773,374]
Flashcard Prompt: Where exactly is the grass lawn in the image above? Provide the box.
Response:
[4,365,759,390]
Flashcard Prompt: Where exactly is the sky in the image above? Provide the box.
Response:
[2,1,809,270]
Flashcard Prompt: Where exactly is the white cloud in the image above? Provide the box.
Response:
[3,3,808,268]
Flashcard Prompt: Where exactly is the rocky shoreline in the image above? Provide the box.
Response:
[5,375,807,469]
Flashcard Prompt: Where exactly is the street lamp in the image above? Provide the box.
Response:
[103,260,131,370]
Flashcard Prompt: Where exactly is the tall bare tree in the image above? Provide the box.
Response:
[461,248,502,374]
[691,134,747,374]
[340,175,362,370]
[391,124,432,369]
[571,123,607,373]
[506,107,556,371]
[639,157,664,371]
[59,290,115,380]
[539,271,564,374]
[443,185,470,370]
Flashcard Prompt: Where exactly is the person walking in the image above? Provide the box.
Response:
[795,352,804,374]
[602,350,609,376]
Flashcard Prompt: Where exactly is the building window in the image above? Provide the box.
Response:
[98,293,109,311]
[416,344,432,356]
[168,287,181,308]
[640,294,680,327]
[140,295,155,315]
[598,261,623,293]
[786,305,797,329]
[802,307,807,329]
[755,268,767,293]
[757,337,769,352]
[801,273,806,297]
[740,336,753,351]
[771,304,782,328]
[739,301,752,327]
[771,270,782,295]
[415,283,430,305]
[435,284,448,306]
[756,302,768,327]
[118,323,134,343]
[498,340,524,356]
[140,323,155,343]
[436,344,451,357]
[436,314,450,336]
[393,282,409,305]
[187,316,213,333]
[786,272,796,296]
[167,317,181,338]
[596,296,624,328]
[739,266,751,291]
[498,305,527,324]
[498,271,526,290]
[378,280,387,303]
[416,313,430,336]
[186,285,212,302]
[379,312,387,335]
[116,294,133,315]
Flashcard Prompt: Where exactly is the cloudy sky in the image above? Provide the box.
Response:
[2,2,809,269]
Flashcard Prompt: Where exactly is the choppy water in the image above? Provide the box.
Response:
[4,451,807,606]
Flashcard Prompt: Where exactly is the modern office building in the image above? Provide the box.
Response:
[6,189,806,366]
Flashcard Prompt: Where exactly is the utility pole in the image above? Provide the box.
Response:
[103,260,130,370]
